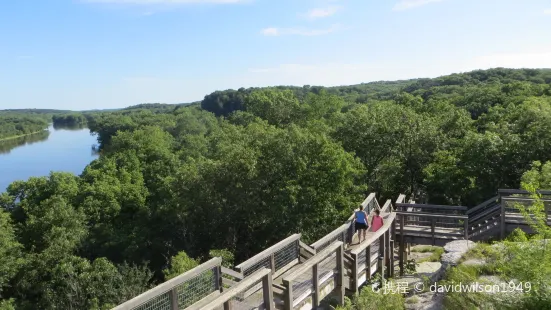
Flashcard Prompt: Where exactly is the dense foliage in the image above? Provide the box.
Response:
[1,68,551,309]
[0,116,49,140]
[52,113,87,126]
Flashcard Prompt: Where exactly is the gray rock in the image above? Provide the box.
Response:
[443,240,475,254]
[440,252,463,266]
[462,258,486,266]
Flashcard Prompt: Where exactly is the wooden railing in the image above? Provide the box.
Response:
[187,268,274,310]
[235,234,301,278]
[117,190,551,310]
[281,241,344,310]
[395,203,467,229]
[112,258,222,310]
[349,212,397,290]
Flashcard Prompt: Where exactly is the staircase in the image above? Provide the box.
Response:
[466,196,501,241]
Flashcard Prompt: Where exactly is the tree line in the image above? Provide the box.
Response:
[1,68,551,309]
[0,116,49,140]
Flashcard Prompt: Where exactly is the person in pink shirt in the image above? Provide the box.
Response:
[370,209,384,232]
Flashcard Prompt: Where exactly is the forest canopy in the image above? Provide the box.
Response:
[1,68,551,309]
[0,116,49,140]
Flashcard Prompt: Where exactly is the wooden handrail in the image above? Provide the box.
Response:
[395,203,467,211]
[498,189,551,196]
[282,241,343,283]
[235,234,300,272]
[189,268,273,310]
[112,258,222,310]
[310,224,348,250]
[221,267,243,280]
[381,199,392,213]
[466,196,499,215]
[395,211,467,220]
[395,194,406,204]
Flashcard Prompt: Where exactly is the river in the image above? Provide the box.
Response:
[0,124,99,193]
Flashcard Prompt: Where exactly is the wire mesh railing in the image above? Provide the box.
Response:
[112,258,222,310]
[235,234,301,278]
[282,241,344,310]
[310,224,347,252]
[190,268,274,310]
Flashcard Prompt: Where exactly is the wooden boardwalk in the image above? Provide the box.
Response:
[112,189,551,310]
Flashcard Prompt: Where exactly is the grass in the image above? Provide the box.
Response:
[411,246,445,263]
[411,245,441,253]
[442,228,551,310]
[405,296,419,304]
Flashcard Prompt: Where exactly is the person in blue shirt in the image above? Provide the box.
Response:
[353,205,369,243]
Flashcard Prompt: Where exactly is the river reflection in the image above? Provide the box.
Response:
[0,124,99,193]
[0,130,50,154]
[53,123,87,131]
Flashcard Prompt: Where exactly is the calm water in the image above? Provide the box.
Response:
[0,124,99,193]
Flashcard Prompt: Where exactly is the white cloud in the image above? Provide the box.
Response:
[84,0,249,4]
[544,9,551,15]
[392,0,443,11]
[261,24,341,36]
[303,6,341,19]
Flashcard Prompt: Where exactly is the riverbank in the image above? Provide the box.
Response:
[0,129,49,142]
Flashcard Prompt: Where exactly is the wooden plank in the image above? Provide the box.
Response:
[466,196,499,215]
[235,234,301,272]
[221,267,243,280]
[190,268,271,310]
[310,224,347,250]
[336,244,345,305]
[351,253,358,292]
[170,289,179,310]
[222,277,238,287]
[395,211,468,220]
[498,189,551,196]
[396,194,406,204]
[399,215,404,276]
[112,257,222,310]
[299,241,316,255]
[282,279,292,310]
[263,272,274,310]
[395,203,467,211]
[501,199,506,239]
[282,241,343,283]
[313,264,319,307]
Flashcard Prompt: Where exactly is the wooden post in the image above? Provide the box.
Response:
[262,273,274,310]
[312,264,319,308]
[431,218,436,246]
[389,240,395,278]
[392,217,397,245]
[336,244,345,305]
[215,266,222,292]
[385,230,391,277]
[464,217,469,240]
[366,245,371,281]
[169,288,179,310]
[223,300,232,310]
[283,279,293,310]
[379,233,386,280]
[270,253,276,274]
[377,256,384,287]
[500,198,506,239]
[351,253,358,293]
[407,243,411,256]
[399,215,405,276]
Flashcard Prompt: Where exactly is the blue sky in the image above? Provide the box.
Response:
[1,0,550,110]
